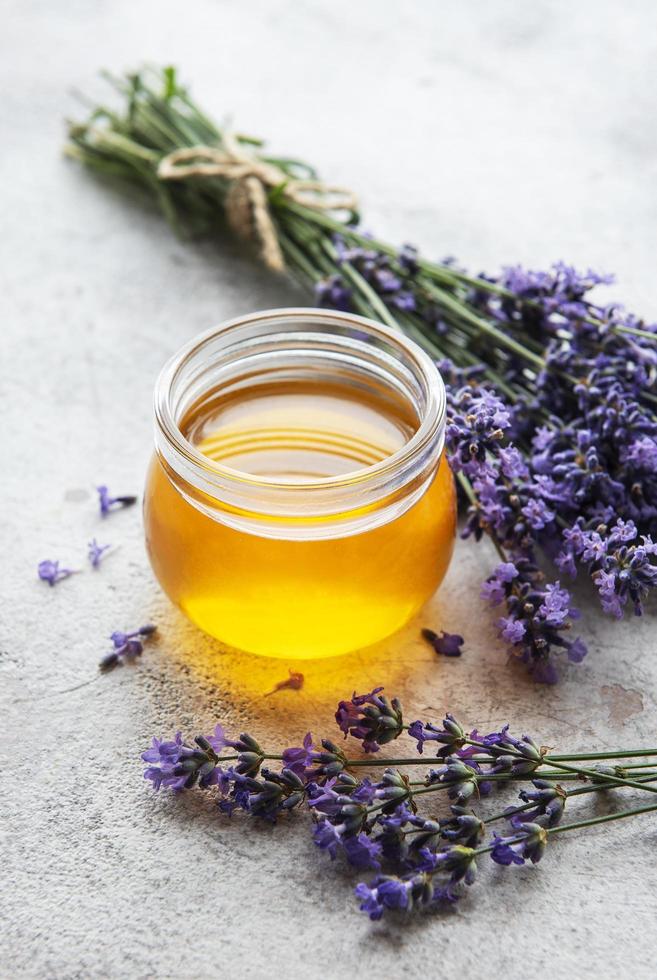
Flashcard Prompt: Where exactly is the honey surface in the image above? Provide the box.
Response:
[183,380,418,480]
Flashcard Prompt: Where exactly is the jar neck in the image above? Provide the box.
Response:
[154,308,446,539]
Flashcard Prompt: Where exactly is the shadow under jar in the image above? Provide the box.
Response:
[144,308,456,659]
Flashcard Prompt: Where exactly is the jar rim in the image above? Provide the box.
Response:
[155,308,445,490]
[153,308,446,533]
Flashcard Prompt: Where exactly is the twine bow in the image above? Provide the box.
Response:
[157,134,357,272]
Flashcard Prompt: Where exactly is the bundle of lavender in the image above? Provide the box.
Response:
[66,66,657,681]
[142,686,657,920]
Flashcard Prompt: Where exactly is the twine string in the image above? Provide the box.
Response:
[157,134,357,272]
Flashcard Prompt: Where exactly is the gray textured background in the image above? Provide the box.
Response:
[2,2,657,977]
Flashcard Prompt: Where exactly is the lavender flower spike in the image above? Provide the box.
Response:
[37,559,75,587]
[97,484,138,517]
[335,687,404,752]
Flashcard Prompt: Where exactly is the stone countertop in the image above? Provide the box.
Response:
[2,2,657,977]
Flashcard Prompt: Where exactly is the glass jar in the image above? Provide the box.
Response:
[144,308,456,658]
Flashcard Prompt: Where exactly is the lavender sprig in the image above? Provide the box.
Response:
[68,66,657,679]
[141,687,657,920]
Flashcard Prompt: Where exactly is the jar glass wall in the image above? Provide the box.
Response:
[144,309,456,658]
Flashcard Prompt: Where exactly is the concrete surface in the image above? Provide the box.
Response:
[2,2,657,977]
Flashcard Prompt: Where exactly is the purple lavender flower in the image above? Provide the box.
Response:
[314,274,352,311]
[481,561,519,604]
[97,485,137,517]
[558,518,657,618]
[208,730,265,776]
[37,559,75,587]
[100,623,157,671]
[490,821,549,866]
[370,802,415,863]
[427,758,481,803]
[313,818,344,859]
[308,783,369,836]
[281,732,314,777]
[421,629,464,657]
[408,713,466,757]
[342,832,383,870]
[513,780,567,827]
[445,386,511,471]
[231,767,306,822]
[88,538,111,568]
[282,734,348,782]
[480,555,586,682]
[335,687,403,752]
[142,731,223,791]
[355,877,414,920]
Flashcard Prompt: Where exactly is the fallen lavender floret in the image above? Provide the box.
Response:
[37,559,75,587]
[97,484,138,517]
[88,538,111,568]
[421,629,464,657]
[100,623,157,671]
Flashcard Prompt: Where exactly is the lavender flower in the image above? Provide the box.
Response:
[445,386,511,471]
[315,275,352,311]
[100,623,157,671]
[342,832,383,870]
[88,538,111,568]
[558,518,657,617]
[490,821,549,866]
[97,484,137,517]
[37,559,75,587]
[210,729,265,776]
[355,871,450,920]
[229,768,306,822]
[439,807,486,848]
[335,687,403,752]
[427,758,482,803]
[513,780,567,827]
[142,732,223,791]
[408,713,467,757]
[282,733,348,782]
[421,629,464,657]
[481,556,586,682]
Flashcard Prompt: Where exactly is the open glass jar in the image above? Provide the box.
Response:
[144,309,456,658]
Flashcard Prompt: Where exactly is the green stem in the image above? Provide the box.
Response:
[465,739,657,796]
[548,801,657,836]
[548,749,657,762]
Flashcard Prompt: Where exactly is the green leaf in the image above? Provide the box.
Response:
[163,66,177,101]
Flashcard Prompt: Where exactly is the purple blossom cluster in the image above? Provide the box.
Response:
[143,687,580,921]
[556,518,657,618]
[316,245,657,678]
[444,377,586,681]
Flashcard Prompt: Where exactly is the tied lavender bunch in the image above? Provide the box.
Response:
[141,686,657,921]
[67,66,657,679]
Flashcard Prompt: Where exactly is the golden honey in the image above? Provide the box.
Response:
[144,309,455,658]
